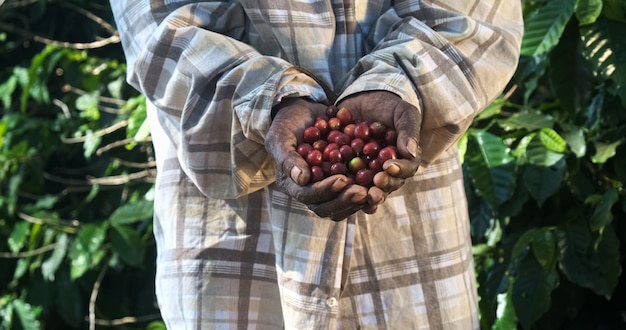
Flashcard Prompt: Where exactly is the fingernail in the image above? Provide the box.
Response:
[385,163,400,175]
[290,166,302,183]
[330,177,348,191]
[407,138,419,159]
[350,191,367,203]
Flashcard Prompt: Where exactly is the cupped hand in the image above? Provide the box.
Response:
[266,98,382,221]
[336,91,422,195]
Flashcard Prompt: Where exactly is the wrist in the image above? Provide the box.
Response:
[271,97,314,120]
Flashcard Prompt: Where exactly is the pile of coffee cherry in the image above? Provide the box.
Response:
[297,106,399,187]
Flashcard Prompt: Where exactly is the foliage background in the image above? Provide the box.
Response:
[0,0,624,329]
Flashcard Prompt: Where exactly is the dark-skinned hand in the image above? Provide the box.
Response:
[265,91,421,221]
[265,98,375,220]
[336,91,422,214]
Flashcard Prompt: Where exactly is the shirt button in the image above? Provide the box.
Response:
[326,297,338,308]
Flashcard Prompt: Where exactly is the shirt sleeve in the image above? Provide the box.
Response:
[337,0,524,165]
[110,1,327,198]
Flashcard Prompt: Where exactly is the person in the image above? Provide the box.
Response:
[110,1,522,328]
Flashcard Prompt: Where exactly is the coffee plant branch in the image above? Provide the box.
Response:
[0,21,120,49]
[0,244,58,259]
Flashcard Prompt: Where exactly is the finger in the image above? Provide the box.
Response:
[382,158,420,179]
[373,172,406,193]
[372,158,418,192]
[266,101,332,186]
[276,174,351,206]
[266,130,302,183]
[361,204,378,215]
[330,186,384,219]
[362,187,385,214]
[324,186,386,219]
[281,150,312,186]
[393,104,422,162]
[366,186,385,206]
[308,184,368,219]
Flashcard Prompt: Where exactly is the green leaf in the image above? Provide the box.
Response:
[132,117,151,143]
[83,131,101,159]
[109,200,154,225]
[562,124,587,157]
[549,19,594,113]
[499,179,530,218]
[86,184,100,202]
[75,93,97,111]
[531,230,558,270]
[69,253,89,281]
[19,46,66,111]
[512,228,557,271]
[7,172,23,215]
[581,17,626,105]
[75,92,100,120]
[512,229,535,260]
[477,256,510,329]
[558,222,621,297]
[539,128,567,153]
[522,159,566,206]
[591,139,622,163]
[33,194,59,210]
[469,197,494,241]
[614,147,626,182]
[55,269,83,327]
[107,77,124,99]
[0,296,14,329]
[585,89,604,130]
[41,233,68,281]
[0,75,17,109]
[147,321,168,330]
[492,282,518,330]
[514,55,549,104]
[12,299,41,330]
[498,111,554,132]
[594,225,622,296]
[575,0,603,25]
[8,221,30,253]
[68,222,108,280]
[125,95,147,139]
[512,134,534,159]
[13,66,29,88]
[0,121,7,149]
[589,187,619,231]
[476,97,505,121]
[28,223,43,252]
[512,254,559,329]
[29,229,51,274]
[521,0,576,56]
[458,133,468,164]
[602,0,626,23]
[525,136,564,167]
[110,224,146,267]
[567,171,595,201]
[465,130,517,207]
[12,258,30,284]
[467,130,515,169]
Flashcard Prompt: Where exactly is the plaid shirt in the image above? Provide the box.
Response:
[111,1,522,328]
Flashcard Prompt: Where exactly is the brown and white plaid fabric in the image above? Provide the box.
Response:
[111,1,523,328]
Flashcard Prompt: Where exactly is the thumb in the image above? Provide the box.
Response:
[265,128,311,186]
[282,150,311,186]
[393,103,422,162]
